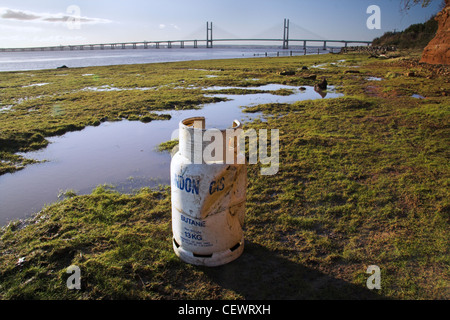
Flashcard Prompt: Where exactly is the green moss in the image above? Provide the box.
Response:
[156,139,179,153]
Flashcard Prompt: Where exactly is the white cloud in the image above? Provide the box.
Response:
[158,23,180,30]
[0,7,112,25]
[0,24,42,33]
[0,34,86,45]
[31,35,87,44]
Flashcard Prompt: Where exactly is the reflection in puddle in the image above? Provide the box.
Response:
[314,88,327,98]
[0,84,343,225]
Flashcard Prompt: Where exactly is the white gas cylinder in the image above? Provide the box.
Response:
[171,117,247,266]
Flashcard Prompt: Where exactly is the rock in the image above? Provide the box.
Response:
[302,74,317,80]
[279,70,295,76]
[299,87,307,91]
[386,71,401,79]
[420,0,450,65]
[140,115,153,123]
[314,77,328,91]
[301,66,308,70]
[344,70,360,74]
[57,65,68,69]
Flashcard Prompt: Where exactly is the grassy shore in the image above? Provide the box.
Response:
[0,51,449,299]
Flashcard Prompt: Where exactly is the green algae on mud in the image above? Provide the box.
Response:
[0,51,449,300]
[0,53,357,174]
[156,139,179,153]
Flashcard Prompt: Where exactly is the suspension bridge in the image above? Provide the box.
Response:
[0,19,372,52]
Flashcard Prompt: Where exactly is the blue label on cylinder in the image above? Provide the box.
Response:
[174,174,200,195]
[181,214,206,227]
[209,177,225,195]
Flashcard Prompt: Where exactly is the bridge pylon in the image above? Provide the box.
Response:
[283,18,289,49]
[206,21,213,48]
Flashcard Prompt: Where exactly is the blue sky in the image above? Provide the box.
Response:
[0,0,443,47]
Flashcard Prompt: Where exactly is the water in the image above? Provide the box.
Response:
[0,84,343,225]
[366,77,383,81]
[0,45,333,72]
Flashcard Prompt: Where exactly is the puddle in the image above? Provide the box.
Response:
[366,77,383,81]
[22,83,50,88]
[188,69,224,72]
[311,60,347,69]
[0,105,13,112]
[202,83,342,102]
[14,95,48,105]
[80,85,157,92]
[411,94,425,99]
[0,83,343,225]
[9,85,156,107]
[310,63,328,69]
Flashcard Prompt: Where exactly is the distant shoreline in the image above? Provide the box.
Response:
[0,45,337,72]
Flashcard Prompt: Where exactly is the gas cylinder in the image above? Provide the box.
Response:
[171,117,247,266]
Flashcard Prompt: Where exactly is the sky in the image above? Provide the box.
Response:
[0,0,443,48]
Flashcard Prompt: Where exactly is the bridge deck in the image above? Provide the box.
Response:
[0,38,371,52]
